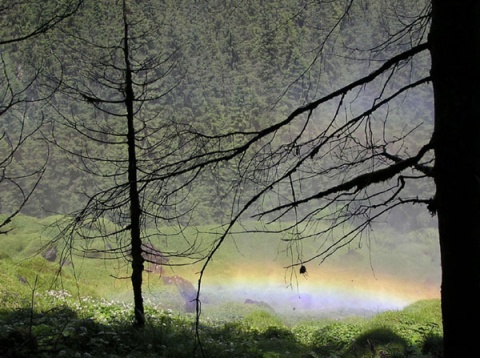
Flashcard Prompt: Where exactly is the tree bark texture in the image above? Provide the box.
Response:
[430,1,480,356]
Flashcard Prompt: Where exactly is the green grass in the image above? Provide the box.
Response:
[0,214,444,357]
[0,293,443,357]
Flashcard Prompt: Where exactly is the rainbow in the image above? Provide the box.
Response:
[197,265,440,315]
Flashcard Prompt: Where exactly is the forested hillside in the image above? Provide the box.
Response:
[0,0,433,227]
[0,2,448,355]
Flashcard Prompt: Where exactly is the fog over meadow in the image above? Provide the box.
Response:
[1,0,437,319]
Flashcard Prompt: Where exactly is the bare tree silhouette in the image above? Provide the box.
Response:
[46,0,207,327]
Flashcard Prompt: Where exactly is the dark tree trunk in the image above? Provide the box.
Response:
[430,2,480,356]
[123,1,145,328]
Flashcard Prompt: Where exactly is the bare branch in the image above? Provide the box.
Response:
[256,141,432,218]
[0,1,84,45]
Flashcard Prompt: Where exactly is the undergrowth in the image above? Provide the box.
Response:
[0,215,443,357]
[0,289,443,358]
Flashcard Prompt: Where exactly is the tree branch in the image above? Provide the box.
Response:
[256,141,433,218]
[0,1,84,45]
[382,149,433,177]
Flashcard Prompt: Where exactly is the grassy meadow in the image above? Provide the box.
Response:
[0,214,443,357]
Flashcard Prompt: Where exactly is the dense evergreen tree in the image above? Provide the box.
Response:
[0,0,83,232]
[186,1,477,356]
[8,2,476,355]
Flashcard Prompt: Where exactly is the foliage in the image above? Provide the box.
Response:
[243,310,286,333]
[368,300,442,347]
[1,214,441,290]
[294,322,362,354]
[347,327,410,358]
[0,0,434,228]
[0,289,442,358]
[0,214,442,356]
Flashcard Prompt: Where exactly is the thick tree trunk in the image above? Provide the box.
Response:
[430,2,480,356]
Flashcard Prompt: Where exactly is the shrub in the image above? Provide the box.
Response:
[260,326,295,340]
[309,323,361,355]
[0,328,38,357]
[346,326,410,358]
[421,333,444,358]
[243,310,285,332]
